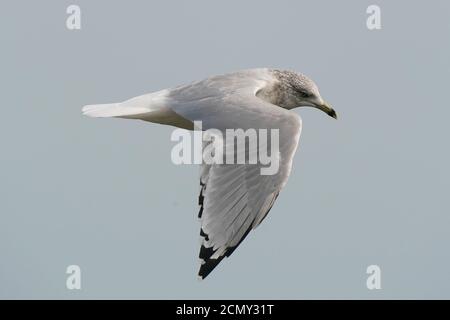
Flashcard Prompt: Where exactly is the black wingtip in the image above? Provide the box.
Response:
[198,241,225,279]
[197,222,255,279]
[198,254,227,279]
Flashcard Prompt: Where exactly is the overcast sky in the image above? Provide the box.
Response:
[1,0,449,299]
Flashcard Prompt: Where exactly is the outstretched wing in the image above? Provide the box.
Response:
[196,117,300,278]
[168,70,302,279]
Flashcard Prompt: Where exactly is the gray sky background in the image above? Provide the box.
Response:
[1,0,449,299]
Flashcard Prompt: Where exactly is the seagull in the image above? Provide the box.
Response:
[82,68,337,279]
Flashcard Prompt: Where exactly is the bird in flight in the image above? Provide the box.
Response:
[82,68,337,279]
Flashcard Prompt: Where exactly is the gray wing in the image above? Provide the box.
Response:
[169,71,302,278]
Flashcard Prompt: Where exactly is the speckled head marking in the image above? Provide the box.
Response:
[257,69,337,119]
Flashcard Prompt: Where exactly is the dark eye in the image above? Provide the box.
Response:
[299,91,310,98]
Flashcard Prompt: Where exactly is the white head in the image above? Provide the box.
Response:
[259,69,337,119]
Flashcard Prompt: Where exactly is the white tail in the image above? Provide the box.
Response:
[82,89,193,129]
[82,103,151,118]
[82,90,170,119]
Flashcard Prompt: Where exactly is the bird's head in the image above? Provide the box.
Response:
[269,69,337,119]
